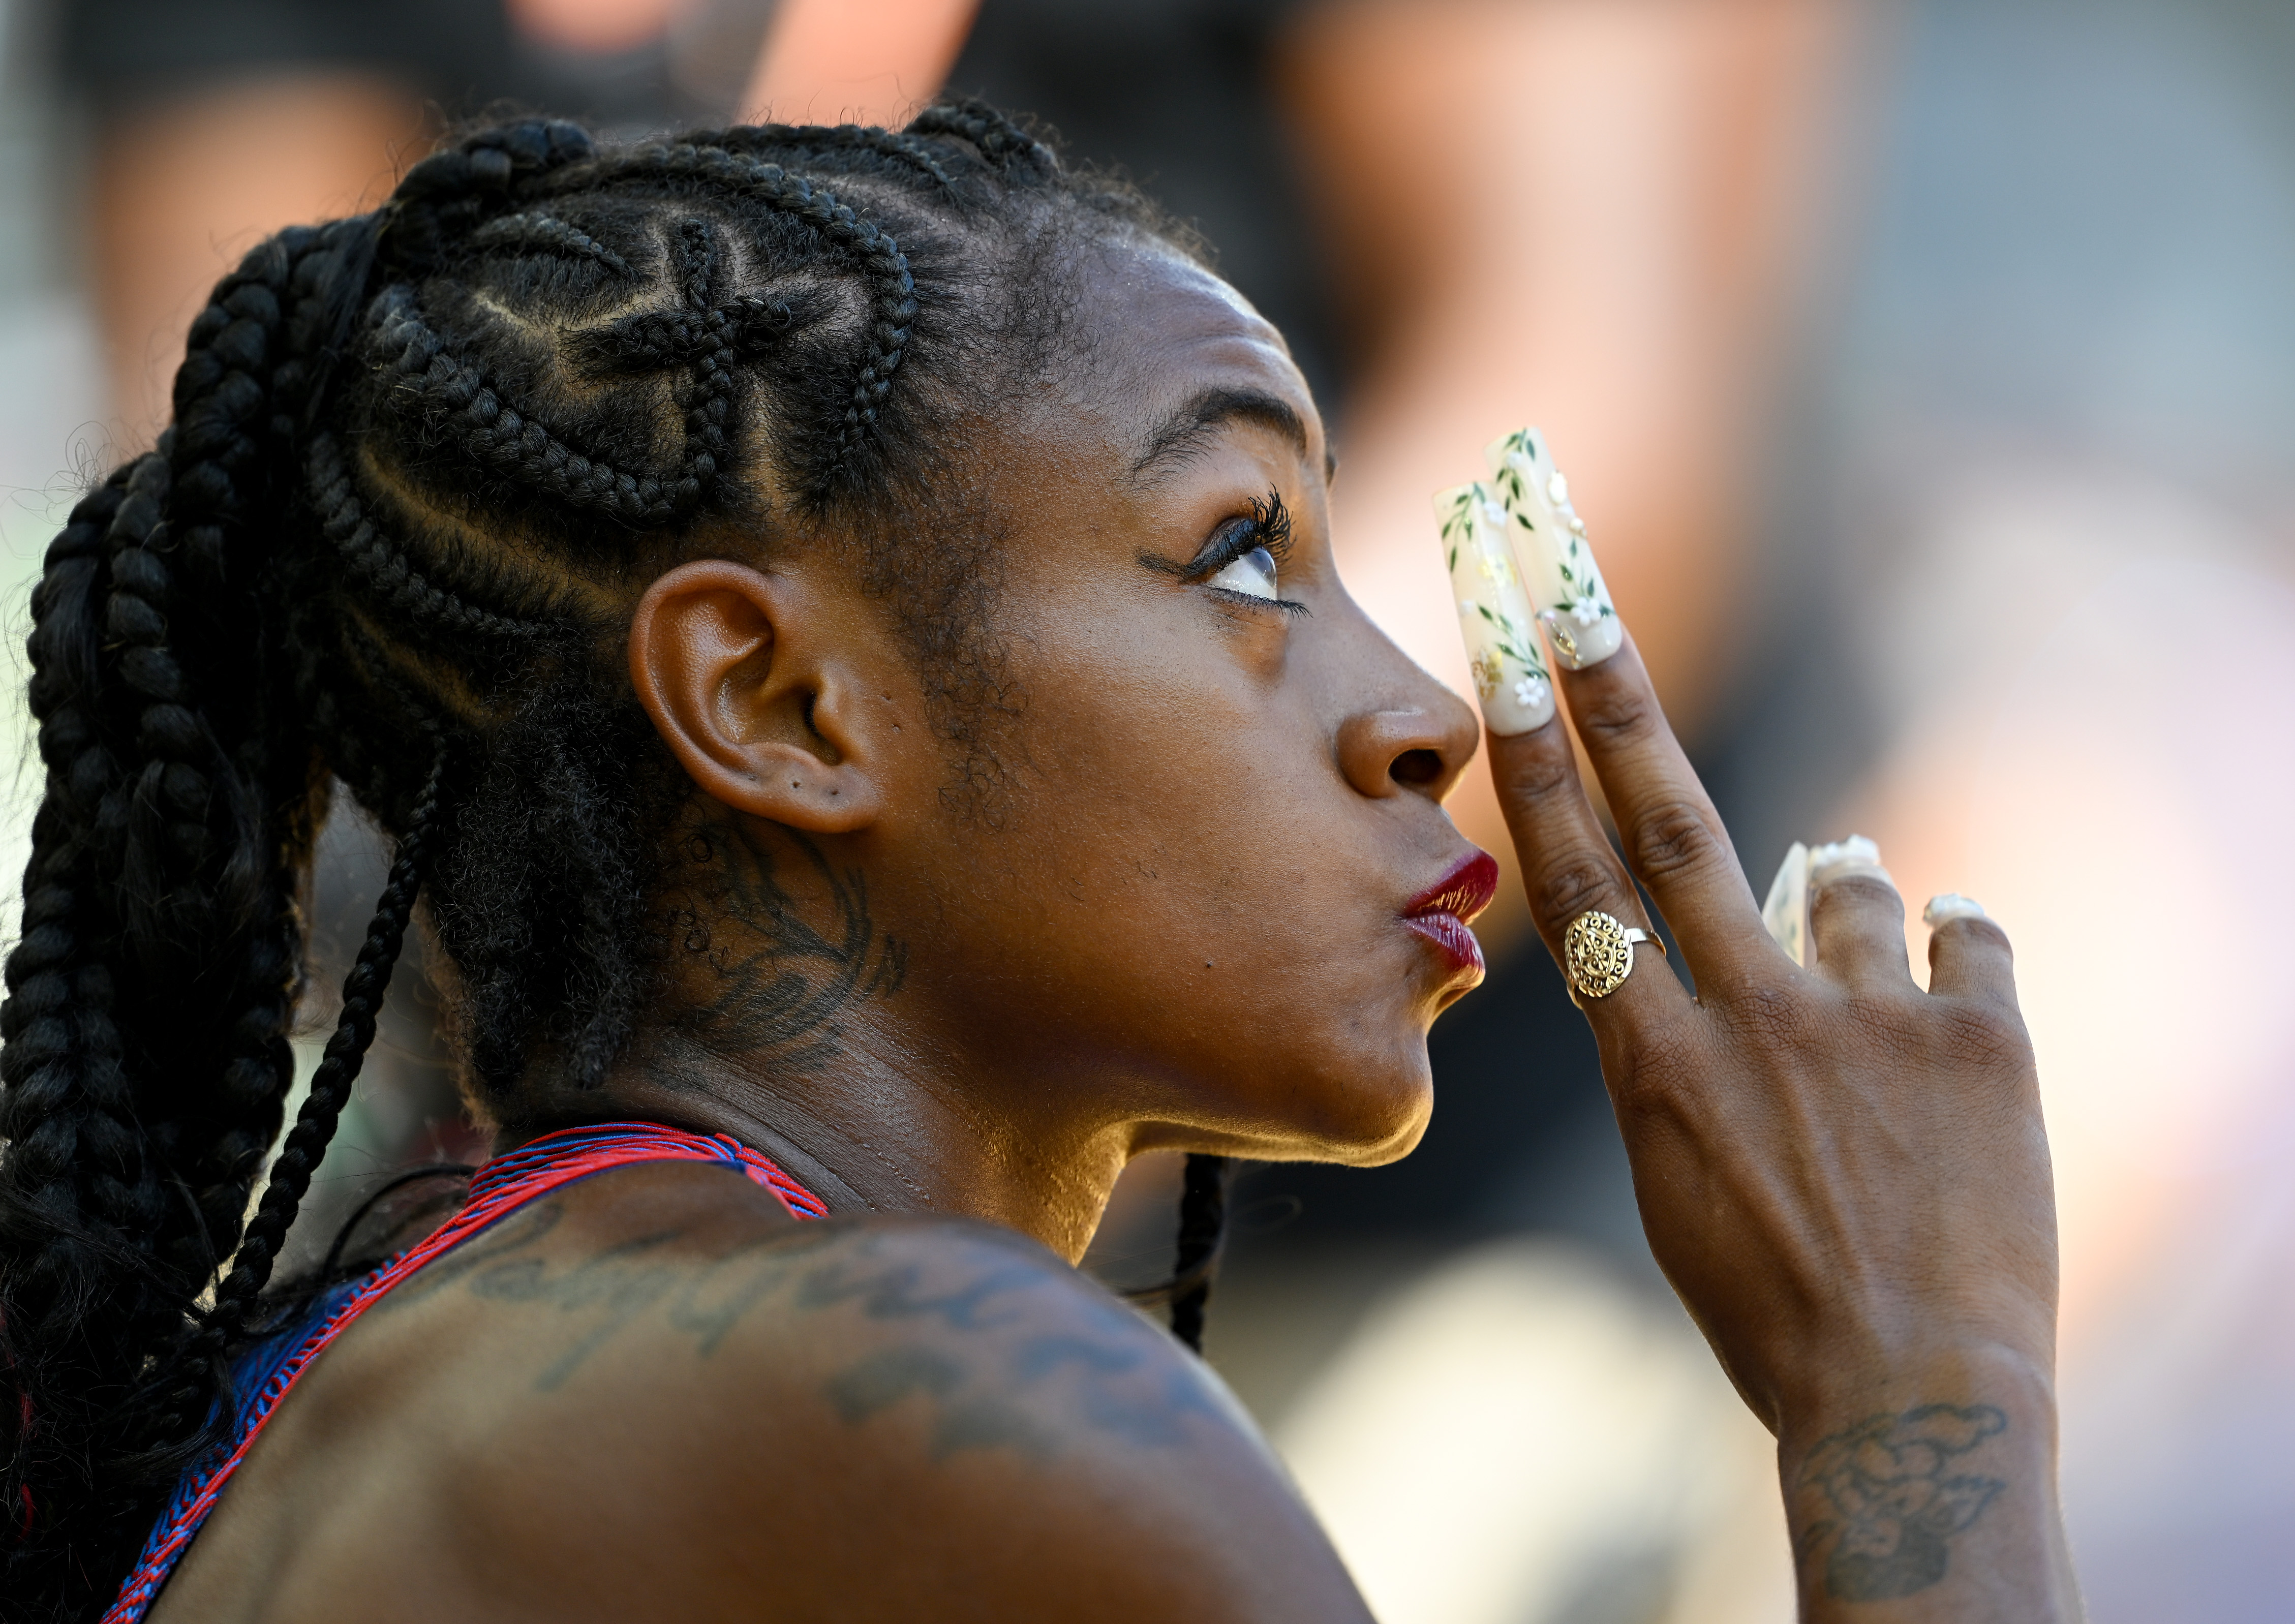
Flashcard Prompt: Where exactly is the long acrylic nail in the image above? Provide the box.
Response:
[1923,892,1988,927]
[1435,481,1555,734]
[1484,427,1624,670]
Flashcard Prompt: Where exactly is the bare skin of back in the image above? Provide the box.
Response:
[150,1163,1363,1623]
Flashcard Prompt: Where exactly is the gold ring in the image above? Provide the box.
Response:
[1563,910,1665,1006]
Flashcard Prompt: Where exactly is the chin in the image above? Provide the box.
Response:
[1239,1040,1435,1168]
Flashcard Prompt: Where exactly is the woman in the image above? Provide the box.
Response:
[0,109,2076,1621]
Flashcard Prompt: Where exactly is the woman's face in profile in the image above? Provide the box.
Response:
[866,246,1488,1168]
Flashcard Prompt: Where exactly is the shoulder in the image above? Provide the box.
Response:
[410,1169,1365,1621]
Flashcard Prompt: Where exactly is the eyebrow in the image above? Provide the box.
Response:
[1131,386,1327,483]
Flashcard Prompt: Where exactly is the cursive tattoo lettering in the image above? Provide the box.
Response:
[378,1206,1223,1462]
[1795,1402,2009,1602]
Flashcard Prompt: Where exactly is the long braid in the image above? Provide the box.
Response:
[1168,1153,1235,1355]
[0,474,172,1505]
[0,220,344,1618]
[137,753,447,1450]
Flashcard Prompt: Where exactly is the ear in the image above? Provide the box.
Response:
[628,558,884,834]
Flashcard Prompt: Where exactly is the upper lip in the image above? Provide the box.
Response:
[1402,850,1499,924]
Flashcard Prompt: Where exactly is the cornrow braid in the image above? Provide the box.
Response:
[713,122,960,195]
[904,98,1059,176]
[305,433,546,646]
[3,107,1215,1618]
[572,294,813,375]
[467,212,633,279]
[528,142,919,493]
[370,284,710,526]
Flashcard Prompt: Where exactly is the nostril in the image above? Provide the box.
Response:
[1390,748,1444,788]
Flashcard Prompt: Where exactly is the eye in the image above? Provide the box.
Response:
[1206,545,1279,601]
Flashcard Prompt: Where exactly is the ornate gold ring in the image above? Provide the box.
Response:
[1562,910,1665,1006]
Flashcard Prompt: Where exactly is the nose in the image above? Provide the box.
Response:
[1335,692,1480,804]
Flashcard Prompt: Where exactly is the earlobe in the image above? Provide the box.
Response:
[628,559,883,834]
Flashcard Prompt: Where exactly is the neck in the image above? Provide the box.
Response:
[491,813,1133,1261]
[521,1024,1131,1264]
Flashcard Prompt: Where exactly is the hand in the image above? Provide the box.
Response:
[1487,631,2079,1621]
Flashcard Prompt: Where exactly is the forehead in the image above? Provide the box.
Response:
[1059,246,1323,466]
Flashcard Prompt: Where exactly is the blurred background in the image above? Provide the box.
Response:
[3,1,2292,1618]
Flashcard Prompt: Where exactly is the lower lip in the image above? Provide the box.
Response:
[1404,912,1486,980]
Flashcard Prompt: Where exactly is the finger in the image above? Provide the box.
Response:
[1923,894,2021,1013]
[1805,843,1913,990]
[1551,632,1779,984]
[1485,715,1692,1024]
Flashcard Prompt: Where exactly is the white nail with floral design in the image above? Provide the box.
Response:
[1435,481,1555,734]
[1484,426,1624,670]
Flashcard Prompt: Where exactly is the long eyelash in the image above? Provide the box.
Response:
[1245,489,1295,564]
[1202,488,1312,615]
[1182,489,1295,577]
[1200,491,1307,617]
[1139,489,1310,614]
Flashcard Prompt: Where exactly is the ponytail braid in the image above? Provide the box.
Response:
[135,752,447,1451]
[2,185,431,1622]
[1167,1153,1236,1355]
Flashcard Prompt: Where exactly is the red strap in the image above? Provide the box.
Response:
[104,1122,824,1623]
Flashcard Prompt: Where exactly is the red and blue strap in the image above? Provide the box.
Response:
[103,1122,824,1624]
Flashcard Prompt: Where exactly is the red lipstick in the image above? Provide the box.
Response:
[1402,850,1499,979]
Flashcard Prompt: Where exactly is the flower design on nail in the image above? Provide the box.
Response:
[1554,542,1616,624]
[1471,649,1503,700]
[1478,554,1514,586]
[1479,497,1508,530]
[1513,675,1549,710]
[1546,471,1570,505]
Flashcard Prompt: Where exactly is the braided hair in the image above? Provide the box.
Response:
[0,104,1239,1621]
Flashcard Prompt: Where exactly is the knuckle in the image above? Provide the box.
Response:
[1939,914,2015,957]
[1571,681,1664,750]
[1527,853,1621,930]
[1812,871,1905,918]
[1728,982,1825,1054]
[1624,799,1726,884]
[1606,1030,1701,1126]
[1932,1000,2035,1075]
[1839,991,1927,1059]
[1492,741,1583,806]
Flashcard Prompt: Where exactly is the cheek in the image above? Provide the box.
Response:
[911,626,1436,1156]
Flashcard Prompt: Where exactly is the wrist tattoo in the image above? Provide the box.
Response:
[1794,1402,2009,1602]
